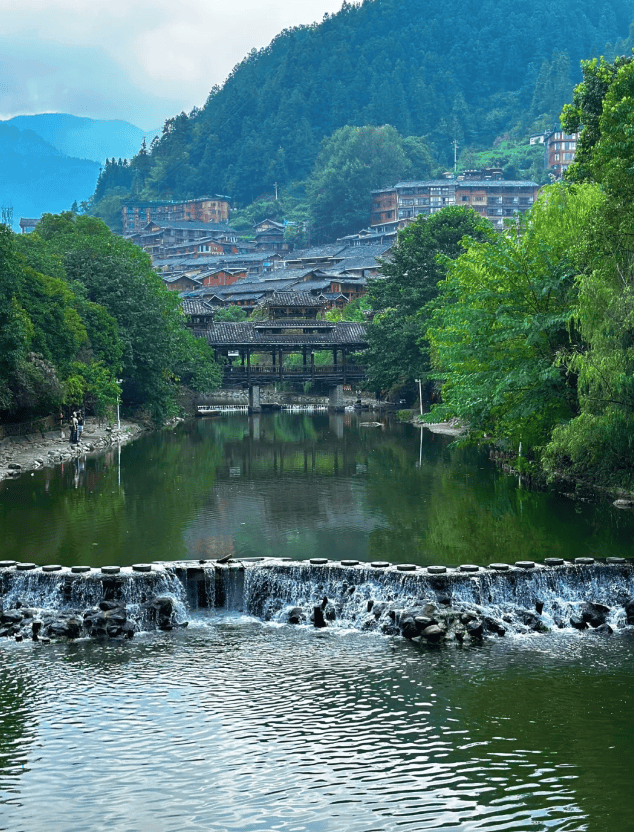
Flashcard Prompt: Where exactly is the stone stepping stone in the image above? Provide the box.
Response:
[544,557,564,566]
[42,565,62,572]
[101,566,121,574]
[71,566,91,573]
[459,564,480,573]
[427,565,447,574]
[396,564,417,571]
[489,563,510,570]
[515,561,535,569]
[132,564,152,572]
[16,563,37,571]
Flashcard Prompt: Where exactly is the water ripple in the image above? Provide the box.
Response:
[1,616,630,831]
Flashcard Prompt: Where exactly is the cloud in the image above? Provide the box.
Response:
[0,0,345,128]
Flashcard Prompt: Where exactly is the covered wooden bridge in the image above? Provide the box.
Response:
[195,318,368,409]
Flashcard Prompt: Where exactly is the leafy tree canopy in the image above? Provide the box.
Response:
[1,214,220,424]
[365,206,489,393]
[306,125,415,241]
[427,185,603,450]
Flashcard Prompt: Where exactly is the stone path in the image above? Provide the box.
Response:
[0,420,146,483]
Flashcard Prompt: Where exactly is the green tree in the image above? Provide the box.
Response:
[543,57,634,485]
[213,305,248,322]
[306,125,412,241]
[35,213,221,420]
[427,184,603,450]
[365,207,489,393]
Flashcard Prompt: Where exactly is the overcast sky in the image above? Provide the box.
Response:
[0,0,345,130]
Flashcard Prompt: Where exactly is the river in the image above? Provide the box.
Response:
[0,413,633,831]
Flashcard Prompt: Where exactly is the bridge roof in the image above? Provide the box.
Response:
[201,320,368,349]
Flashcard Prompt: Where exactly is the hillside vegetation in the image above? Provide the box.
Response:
[0,214,220,425]
[89,0,634,226]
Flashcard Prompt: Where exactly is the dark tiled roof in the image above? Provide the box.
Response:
[263,267,318,282]
[261,292,325,307]
[163,274,201,284]
[146,220,237,232]
[248,277,304,292]
[281,243,350,262]
[181,299,215,316]
[456,180,538,188]
[203,321,368,347]
[154,253,269,268]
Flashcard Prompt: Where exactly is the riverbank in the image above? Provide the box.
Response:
[0,419,148,483]
[407,410,634,508]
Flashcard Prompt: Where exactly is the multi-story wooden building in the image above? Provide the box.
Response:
[544,130,580,178]
[372,170,539,231]
[122,196,231,235]
[253,219,289,252]
[455,170,539,230]
[199,268,248,288]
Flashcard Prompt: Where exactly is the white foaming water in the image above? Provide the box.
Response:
[242,560,634,636]
[1,568,189,631]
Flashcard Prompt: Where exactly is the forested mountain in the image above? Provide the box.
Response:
[5,114,160,164]
[0,122,100,225]
[90,0,634,213]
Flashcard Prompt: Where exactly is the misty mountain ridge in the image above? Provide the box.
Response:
[0,121,100,225]
[4,114,160,164]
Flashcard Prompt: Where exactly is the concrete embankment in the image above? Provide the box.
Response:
[1,556,633,645]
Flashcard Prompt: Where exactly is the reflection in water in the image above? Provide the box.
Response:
[1,414,634,831]
[0,412,633,568]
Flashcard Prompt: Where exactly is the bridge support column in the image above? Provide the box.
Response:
[248,384,262,413]
[328,384,345,412]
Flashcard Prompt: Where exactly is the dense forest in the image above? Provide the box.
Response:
[88,0,634,231]
[370,53,634,489]
[0,215,220,426]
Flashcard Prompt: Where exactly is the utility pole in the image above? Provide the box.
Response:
[273,182,278,200]
[452,140,458,174]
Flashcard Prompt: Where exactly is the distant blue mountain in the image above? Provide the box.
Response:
[4,114,161,164]
[0,121,101,226]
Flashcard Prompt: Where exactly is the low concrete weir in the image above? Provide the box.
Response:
[1,558,634,639]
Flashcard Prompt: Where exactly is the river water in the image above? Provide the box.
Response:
[1,413,633,831]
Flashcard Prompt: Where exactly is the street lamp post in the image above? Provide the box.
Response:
[116,379,123,431]
[415,379,423,418]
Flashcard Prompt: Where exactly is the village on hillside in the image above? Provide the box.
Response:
[18,128,579,330]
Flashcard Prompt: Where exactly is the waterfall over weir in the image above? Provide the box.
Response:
[1,557,634,641]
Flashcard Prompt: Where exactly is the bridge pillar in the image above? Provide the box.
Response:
[328,384,345,411]
[248,384,262,413]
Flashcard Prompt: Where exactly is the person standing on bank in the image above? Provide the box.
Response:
[77,411,84,441]
[70,412,78,444]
